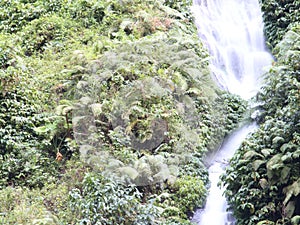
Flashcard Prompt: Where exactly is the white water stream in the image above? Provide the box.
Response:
[192,123,258,224]
[192,0,273,99]
[191,0,273,224]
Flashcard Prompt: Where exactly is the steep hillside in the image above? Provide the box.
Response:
[0,0,246,224]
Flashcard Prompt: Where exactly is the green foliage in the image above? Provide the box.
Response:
[0,160,90,224]
[179,153,209,184]
[260,0,300,48]
[19,14,78,56]
[154,175,206,223]
[206,92,248,150]
[163,219,195,225]
[164,0,192,9]
[72,27,244,190]
[172,175,207,215]
[69,172,160,225]
[221,24,300,225]
[0,186,61,224]
[0,0,105,33]
[0,90,58,188]
[0,0,250,223]
[164,0,193,20]
[63,0,106,27]
[0,0,47,33]
[72,28,216,184]
[0,62,77,188]
[0,34,21,70]
[216,93,248,133]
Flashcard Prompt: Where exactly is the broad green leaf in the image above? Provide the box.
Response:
[285,201,296,218]
[280,166,291,184]
[257,220,275,225]
[90,103,102,116]
[291,215,300,225]
[283,178,300,205]
[266,154,283,183]
[243,150,263,160]
[292,149,300,159]
[272,136,285,148]
[253,160,265,171]
[261,148,272,157]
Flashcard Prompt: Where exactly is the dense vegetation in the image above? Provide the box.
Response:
[260,0,300,49]
[221,1,300,225]
[0,0,247,224]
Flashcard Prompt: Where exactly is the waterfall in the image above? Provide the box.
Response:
[191,0,273,224]
[191,123,258,225]
[192,0,273,99]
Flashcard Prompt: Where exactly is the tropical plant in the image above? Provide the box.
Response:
[69,172,160,225]
[0,89,59,188]
[18,14,78,56]
[0,0,46,33]
[260,0,300,48]
[221,23,300,225]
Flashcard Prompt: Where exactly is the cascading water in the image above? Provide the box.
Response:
[191,0,273,224]
[192,123,258,225]
[192,0,273,99]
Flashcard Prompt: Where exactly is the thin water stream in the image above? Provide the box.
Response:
[191,0,273,224]
[192,123,258,225]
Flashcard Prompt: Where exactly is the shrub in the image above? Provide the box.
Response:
[19,14,78,56]
[0,89,59,188]
[260,0,300,48]
[172,175,207,215]
[0,186,59,224]
[69,172,160,224]
[0,0,46,33]
[0,34,21,69]
[63,0,106,27]
[164,0,193,19]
